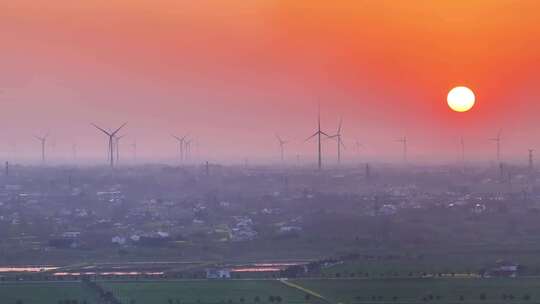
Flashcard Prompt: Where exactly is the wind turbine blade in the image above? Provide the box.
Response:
[305,132,318,142]
[111,122,127,136]
[320,131,331,137]
[337,117,343,134]
[91,123,111,136]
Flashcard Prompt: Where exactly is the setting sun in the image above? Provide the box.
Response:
[447,86,475,112]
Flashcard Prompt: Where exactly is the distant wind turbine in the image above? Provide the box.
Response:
[114,134,126,163]
[489,130,502,161]
[275,134,288,162]
[185,138,193,161]
[34,132,49,164]
[306,103,330,170]
[329,117,346,164]
[172,134,188,162]
[72,143,78,161]
[396,136,407,162]
[91,122,127,168]
[460,136,465,163]
[528,149,534,172]
[131,140,137,162]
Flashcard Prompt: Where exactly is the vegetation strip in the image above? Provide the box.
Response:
[279,279,331,303]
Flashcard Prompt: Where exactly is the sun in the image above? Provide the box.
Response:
[447,86,475,112]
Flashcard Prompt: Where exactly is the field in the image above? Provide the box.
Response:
[1,282,99,304]
[104,280,309,304]
[3,278,540,304]
[294,278,540,303]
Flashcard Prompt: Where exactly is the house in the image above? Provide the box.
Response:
[62,232,81,239]
[206,268,231,279]
[112,236,127,245]
[488,260,519,278]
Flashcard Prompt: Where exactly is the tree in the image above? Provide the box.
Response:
[304,294,311,301]
[254,296,260,303]
[524,294,531,301]
[269,296,275,303]
[275,296,282,303]
[480,293,487,300]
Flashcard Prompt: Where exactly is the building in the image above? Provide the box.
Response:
[205,268,231,279]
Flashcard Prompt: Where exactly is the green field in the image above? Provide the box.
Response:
[0,282,99,304]
[105,280,308,304]
[3,278,540,304]
[294,278,540,303]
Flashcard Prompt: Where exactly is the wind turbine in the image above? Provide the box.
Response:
[396,136,407,162]
[329,118,346,164]
[306,103,330,170]
[34,133,49,164]
[355,140,363,157]
[185,138,193,161]
[91,122,127,168]
[72,143,78,161]
[131,140,137,162]
[275,134,288,162]
[528,149,534,171]
[114,134,126,163]
[460,136,465,163]
[172,135,188,162]
[489,130,502,161]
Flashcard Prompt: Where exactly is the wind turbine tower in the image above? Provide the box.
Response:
[131,140,137,162]
[114,134,126,163]
[306,104,330,170]
[72,144,78,161]
[34,133,49,164]
[489,130,502,161]
[396,136,407,162]
[329,118,346,164]
[172,135,187,162]
[460,136,465,163]
[275,134,288,162]
[185,138,193,162]
[91,122,127,168]
[529,149,534,171]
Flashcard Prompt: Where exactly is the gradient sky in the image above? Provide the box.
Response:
[1,0,540,164]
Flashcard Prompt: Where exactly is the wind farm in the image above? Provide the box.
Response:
[3,1,540,303]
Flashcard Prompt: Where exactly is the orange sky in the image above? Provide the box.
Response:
[1,1,540,164]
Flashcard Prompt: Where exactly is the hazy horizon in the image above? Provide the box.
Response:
[2,1,540,164]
